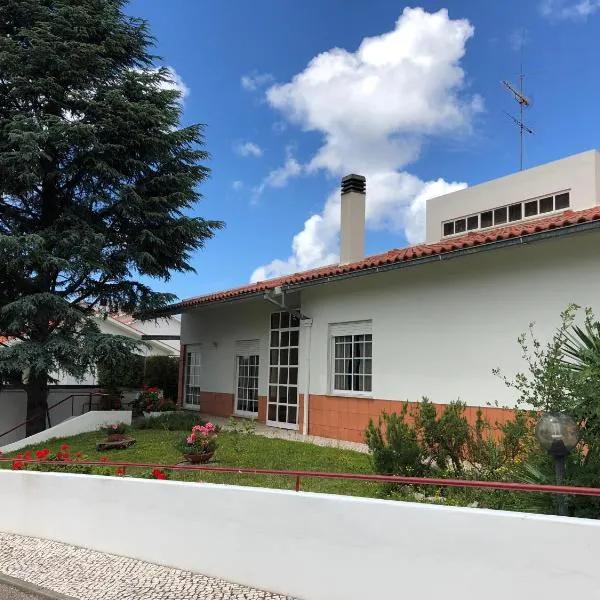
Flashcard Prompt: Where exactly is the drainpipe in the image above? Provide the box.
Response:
[301,318,313,436]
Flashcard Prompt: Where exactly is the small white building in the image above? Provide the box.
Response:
[0,313,180,444]
[165,149,600,443]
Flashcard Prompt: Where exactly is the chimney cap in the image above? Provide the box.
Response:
[341,173,366,195]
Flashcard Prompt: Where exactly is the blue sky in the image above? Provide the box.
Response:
[125,0,600,301]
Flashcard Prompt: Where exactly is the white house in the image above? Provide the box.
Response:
[163,149,600,443]
[0,313,180,444]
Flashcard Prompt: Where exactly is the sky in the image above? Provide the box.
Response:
[125,0,600,301]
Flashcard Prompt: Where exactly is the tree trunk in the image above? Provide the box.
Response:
[25,374,49,437]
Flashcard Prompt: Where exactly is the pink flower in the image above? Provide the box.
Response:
[192,425,203,433]
[205,423,216,432]
[186,434,196,444]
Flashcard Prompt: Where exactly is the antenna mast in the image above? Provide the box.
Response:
[502,62,533,170]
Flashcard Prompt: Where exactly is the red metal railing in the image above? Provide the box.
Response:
[2,457,600,497]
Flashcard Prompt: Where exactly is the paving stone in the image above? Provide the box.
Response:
[0,533,294,600]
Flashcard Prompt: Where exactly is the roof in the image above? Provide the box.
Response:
[94,206,600,314]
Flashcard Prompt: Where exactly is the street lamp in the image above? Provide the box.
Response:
[535,412,579,516]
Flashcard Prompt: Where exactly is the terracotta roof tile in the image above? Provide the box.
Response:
[130,205,600,313]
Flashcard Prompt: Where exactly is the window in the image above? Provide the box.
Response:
[466,215,478,230]
[184,346,202,406]
[330,322,372,395]
[441,191,571,237]
[494,207,507,225]
[508,203,522,222]
[524,200,538,217]
[481,211,493,228]
[539,196,553,213]
[555,192,570,210]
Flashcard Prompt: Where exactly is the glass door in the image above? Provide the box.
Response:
[184,345,202,409]
[267,311,300,429]
[235,354,259,417]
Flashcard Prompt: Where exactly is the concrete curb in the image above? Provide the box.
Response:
[0,572,77,600]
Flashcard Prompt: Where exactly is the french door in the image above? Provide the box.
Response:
[184,345,202,409]
[267,311,300,429]
[235,354,259,417]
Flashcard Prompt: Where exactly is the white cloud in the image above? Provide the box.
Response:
[241,72,275,91]
[253,149,303,197]
[540,0,600,19]
[251,8,478,281]
[509,27,529,51]
[235,141,263,157]
[232,180,244,191]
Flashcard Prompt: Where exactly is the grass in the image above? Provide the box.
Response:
[2,427,383,499]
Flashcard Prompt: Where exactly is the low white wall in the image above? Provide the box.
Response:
[0,411,131,453]
[1,471,599,600]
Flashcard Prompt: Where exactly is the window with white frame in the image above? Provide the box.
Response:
[330,321,372,394]
[184,346,202,406]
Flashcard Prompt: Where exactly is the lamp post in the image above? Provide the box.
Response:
[535,412,579,516]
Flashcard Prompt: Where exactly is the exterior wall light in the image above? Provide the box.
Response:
[535,412,579,516]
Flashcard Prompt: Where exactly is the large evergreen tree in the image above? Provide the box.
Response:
[0,0,222,435]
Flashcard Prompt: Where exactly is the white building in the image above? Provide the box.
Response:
[165,149,600,443]
[0,313,180,444]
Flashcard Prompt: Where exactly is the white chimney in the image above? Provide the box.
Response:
[340,174,366,264]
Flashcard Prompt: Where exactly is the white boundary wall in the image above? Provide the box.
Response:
[1,471,600,600]
[0,411,131,453]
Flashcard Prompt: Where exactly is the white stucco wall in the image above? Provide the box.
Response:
[426,149,600,243]
[303,229,600,407]
[181,300,275,397]
[1,471,600,600]
[180,229,600,411]
[0,410,131,452]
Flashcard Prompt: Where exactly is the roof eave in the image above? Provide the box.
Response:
[153,217,600,315]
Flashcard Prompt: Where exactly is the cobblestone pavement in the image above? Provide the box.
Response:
[0,533,295,600]
[0,583,39,600]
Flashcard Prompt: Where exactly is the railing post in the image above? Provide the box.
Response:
[295,476,300,492]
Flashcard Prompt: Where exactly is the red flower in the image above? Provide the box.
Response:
[100,457,109,463]
[62,453,70,461]
[15,455,23,460]
[115,467,126,476]
[60,444,69,451]
[75,452,82,459]
[56,452,63,460]
[12,460,24,470]
[151,468,167,480]
[35,448,50,460]
[23,451,31,460]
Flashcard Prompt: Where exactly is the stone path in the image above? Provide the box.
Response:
[0,533,294,600]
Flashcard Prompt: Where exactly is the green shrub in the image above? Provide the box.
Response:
[133,411,206,431]
[365,405,426,476]
[97,353,145,389]
[144,356,179,401]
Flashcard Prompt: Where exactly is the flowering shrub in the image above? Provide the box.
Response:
[151,468,168,480]
[12,447,93,474]
[177,423,218,455]
[135,386,176,414]
[100,422,128,436]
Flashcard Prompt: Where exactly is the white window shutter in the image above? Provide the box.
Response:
[328,320,372,337]
[235,339,260,355]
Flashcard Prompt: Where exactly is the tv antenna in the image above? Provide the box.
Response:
[502,64,533,171]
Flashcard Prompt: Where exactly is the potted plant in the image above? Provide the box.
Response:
[178,423,218,464]
[100,422,129,442]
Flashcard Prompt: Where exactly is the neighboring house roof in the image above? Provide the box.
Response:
[163,206,600,314]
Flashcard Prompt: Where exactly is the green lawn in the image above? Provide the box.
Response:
[3,428,382,498]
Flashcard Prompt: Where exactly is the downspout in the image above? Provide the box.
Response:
[301,318,313,437]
